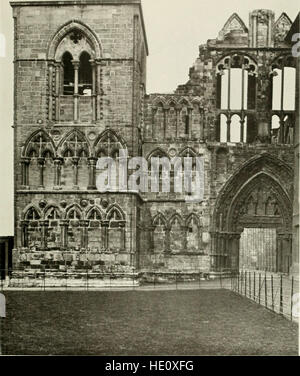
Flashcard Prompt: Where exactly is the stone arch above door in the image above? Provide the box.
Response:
[228,172,292,233]
[211,154,293,273]
[213,153,293,233]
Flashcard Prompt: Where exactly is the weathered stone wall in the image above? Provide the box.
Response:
[12,0,147,275]
[11,2,296,278]
[142,9,295,274]
[14,191,140,272]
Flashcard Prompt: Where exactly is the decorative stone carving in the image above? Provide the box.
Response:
[274,13,292,43]
[60,200,67,208]
[39,199,47,209]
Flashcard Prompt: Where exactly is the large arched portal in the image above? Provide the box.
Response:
[212,154,293,274]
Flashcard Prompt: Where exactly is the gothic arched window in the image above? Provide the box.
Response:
[48,22,102,123]
[270,55,296,145]
[62,52,75,95]
[216,54,257,143]
[79,52,92,96]
[271,56,296,112]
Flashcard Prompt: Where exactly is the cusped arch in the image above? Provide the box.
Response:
[147,148,169,161]
[93,129,127,158]
[47,20,102,60]
[166,98,178,108]
[179,147,197,157]
[94,129,127,149]
[169,213,183,228]
[213,153,293,231]
[106,205,125,222]
[44,204,61,220]
[23,205,42,221]
[152,96,168,109]
[152,212,167,227]
[65,203,83,220]
[23,129,56,158]
[178,97,192,108]
[271,53,296,69]
[186,213,201,228]
[191,97,204,109]
[57,129,91,157]
[86,206,103,221]
[216,52,258,74]
[227,172,292,232]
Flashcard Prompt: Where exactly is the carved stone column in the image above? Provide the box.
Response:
[21,157,30,187]
[148,225,155,254]
[96,60,102,121]
[53,158,63,190]
[54,62,62,122]
[165,226,170,254]
[60,220,69,249]
[175,108,180,139]
[90,59,97,122]
[101,220,109,250]
[119,221,126,252]
[240,116,245,143]
[21,220,29,247]
[183,226,188,251]
[48,61,55,123]
[163,108,168,140]
[80,220,89,249]
[88,157,97,190]
[40,220,49,249]
[210,232,217,271]
[37,157,45,189]
[72,60,80,123]
[226,117,232,142]
[72,156,80,190]
[188,107,193,140]
[152,107,157,139]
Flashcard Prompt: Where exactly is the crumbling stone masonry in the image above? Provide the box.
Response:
[10,0,298,283]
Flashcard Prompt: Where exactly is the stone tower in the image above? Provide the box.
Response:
[10,2,297,285]
[11,0,148,278]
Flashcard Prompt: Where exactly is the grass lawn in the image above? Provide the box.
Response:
[1,290,298,356]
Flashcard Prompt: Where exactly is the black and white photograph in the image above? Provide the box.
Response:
[0,0,299,360]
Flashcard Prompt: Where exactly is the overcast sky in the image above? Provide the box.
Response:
[0,0,299,235]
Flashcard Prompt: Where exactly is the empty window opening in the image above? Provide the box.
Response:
[79,52,92,96]
[218,55,255,111]
[271,115,280,144]
[272,67,296,111]
[230,115,241,143]
[62,52,75,95]
[283,67,296,111]
[185,115,190,135]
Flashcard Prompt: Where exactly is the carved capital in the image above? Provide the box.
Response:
[101,220,110,228]
[21,157,31,165]
[60,220,69,227]
[72,157,80,166]
[40,220,49,227]
[88,157,98,166]
[37,157,45,166]
[80,220,89,228]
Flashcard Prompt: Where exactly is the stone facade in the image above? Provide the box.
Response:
[11,1,297,280]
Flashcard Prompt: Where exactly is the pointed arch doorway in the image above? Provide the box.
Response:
[212,155,293,274]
